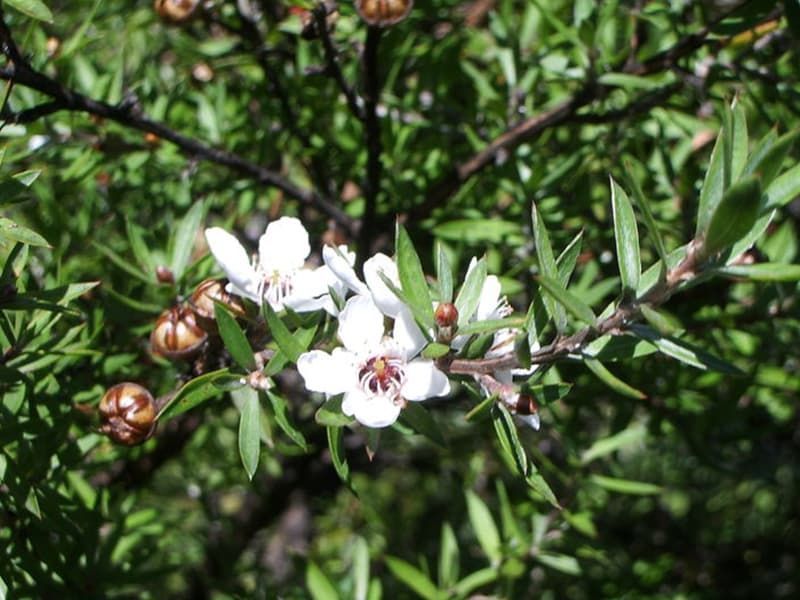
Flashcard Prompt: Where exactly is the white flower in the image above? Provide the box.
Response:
[297,295,450,428]
[204,217,348,314]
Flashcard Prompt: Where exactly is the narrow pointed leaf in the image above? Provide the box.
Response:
[5,0,53,22]
[262,301,304,363]
[327,426,351,485]
[610,178,641,294]
[630,324,743,374]
[584,358,646,399]
[385,557,439,600]
[537,275,596,325]
[492,404,528,476]
[465,490,502,565]
[438,523,460,589]
[702,176,762,257]
[532,204,567,330]
[696,124,727,235]
[743,129,799,187]
[436,242,453,303]
[169,202,206,281]
[315,396,355,427]
[398,402,446,447]
[215,303,256,371]
[764,162,800,209]
[307,562,340,600]
[396,224,434,331]
[717,263,800,281]
[590,474,662,495]
[157,368,241,420]
[731,98,748,179]
[266,391,308,450]
[353,537,370,600]
[535,553,582,575]
[623,159,669,267]
[454,257,487,327]
[556,230,583,286]
[0,218,50,248]
[238,388,261,480]
[581,424,647,464]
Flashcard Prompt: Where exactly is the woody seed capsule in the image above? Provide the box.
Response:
[189,278,247,333]
[151,304,208,359]
[154,0,199,24]
[356,0,413,27]
[99,383,157,446]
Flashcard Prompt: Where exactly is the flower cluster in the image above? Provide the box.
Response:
[204,218,538,429]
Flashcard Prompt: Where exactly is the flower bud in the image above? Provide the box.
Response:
[99,383,157,446]
[150,305,208,359]
[435,302,458,328]
[154,0,200,24]
[155,264,174,284]
[356,0,413,27]
[189,278,247,333]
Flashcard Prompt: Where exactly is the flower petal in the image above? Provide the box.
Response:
[205,227,261,302]
[297,348,357,395]
[364,253,403,317]
[393,307,427,359]
[284,266,335,314]
[338,295,385,353]
[323,245,368,295]
[342,389,402,428]
[258,217,310,273]
[476,274,503,321]
[402,359,450,401]
[517,413,541,430]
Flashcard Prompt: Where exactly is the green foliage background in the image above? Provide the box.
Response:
[1,0,799,598]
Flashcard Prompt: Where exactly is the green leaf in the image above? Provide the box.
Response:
[452,568,498,597]
[623,160,669,268]
[764,162,800,209]
[581,424,647,464]
[433,219,521,244]
[396,224,434,331]
[238,388,261,480]
[532,204,567,331]
[4,0,53,22]
[702,175,762,258]
[307,562,340,600]
[535,552,582,576]
[169,202,206,281]
[590,474,662,495]
[610,178,641,294]
[315,396,355,427]
[421,342,450,359]
[584,358,646,400]
[639,304,682,336]
[266,391,308,450]
[353,537,370,600]
[157,368,241,420]
[630,324,743,375]
[537,275,596,325]
[717,263,800,281]
[456,316,525,337]
[730,97,749,180]
[92,241,152,284]
[385,557,439,600]
[398,402,446,448]
[435,242,453,303]
[0,218,50,248]
[264,324,317,376]
[454,257,487,327]
[695,124,727,236]
[262,302,304,363]
[215,303,256,372]
[327,426,351,485]
[465,490,502,565]
[523,383,573,406]
[492,403,528,476]
[556,230,583,287]
[438,523,459,589]
[743,129,800,187]
[125,220,156,277]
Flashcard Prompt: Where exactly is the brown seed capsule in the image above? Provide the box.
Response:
[512,393,539,416]
[189,279,247,333]
[356,0,413,27]
[150,304,208,359]
[99,383,157,446]
[154,0,200,24]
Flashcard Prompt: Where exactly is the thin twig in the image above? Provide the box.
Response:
[357,25,384,259]
[0,8,356,236]
[315,3,364,121]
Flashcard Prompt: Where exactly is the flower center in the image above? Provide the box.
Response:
[358,355,405,402]
[258,269,293,308]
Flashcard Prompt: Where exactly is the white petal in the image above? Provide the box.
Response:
[393,307,427,359]
[342,389,402,428]
[283,266,332,313]
[297,349,356,395]
[323,245,368,295]
[364,253,403,317]
[402,359,450,401]
[517,413,541,430]
[476,275,503,321]
[338,295,385,353]
[205,228,261,302]
[258,217,310,273]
